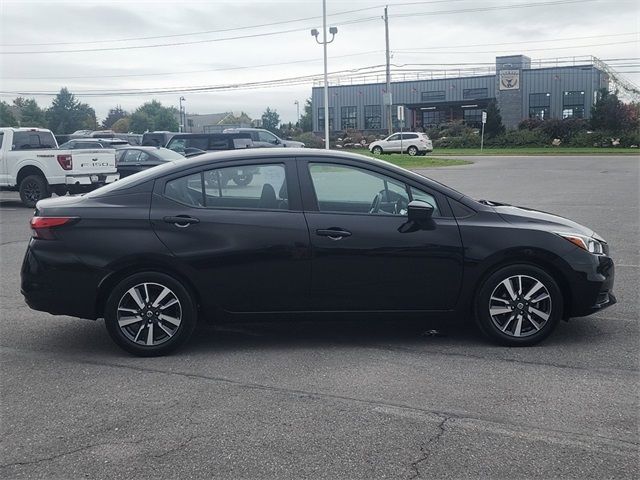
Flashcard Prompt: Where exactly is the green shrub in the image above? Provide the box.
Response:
[292,132,324,149]
[486,129,548,147]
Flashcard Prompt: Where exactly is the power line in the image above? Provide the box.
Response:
[0,0,606,55]
[394,32,638,52]
[394,40,639,55]
[1,50,385,80]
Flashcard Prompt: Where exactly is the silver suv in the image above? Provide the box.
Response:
[223,128,305,148]
[369,132,433,156]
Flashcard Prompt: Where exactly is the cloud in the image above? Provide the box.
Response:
[1,0,638,123]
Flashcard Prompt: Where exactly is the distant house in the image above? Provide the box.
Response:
[177,112,254,133]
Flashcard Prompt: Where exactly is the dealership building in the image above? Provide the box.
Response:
[311,55,611,133]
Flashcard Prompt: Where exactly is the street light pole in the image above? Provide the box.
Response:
[179,96,186,133]
[311,0,337,150]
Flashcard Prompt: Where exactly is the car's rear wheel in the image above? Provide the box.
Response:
[475,264,562,346]
[407,145,419,156]
[104,272,197,356]
[19,174,50,208]
[372,146,383,155]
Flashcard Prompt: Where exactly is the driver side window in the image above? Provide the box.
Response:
[258,130,278,144]
[309,163,409,215]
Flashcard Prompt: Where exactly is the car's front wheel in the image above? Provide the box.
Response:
[104,272,197,356]
[371,146,383,155]
[475,264,562,346]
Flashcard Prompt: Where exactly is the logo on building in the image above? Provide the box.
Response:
[499,70,520,90]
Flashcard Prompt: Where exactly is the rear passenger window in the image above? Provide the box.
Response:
[202,164,288,210]
[164,173,204,207]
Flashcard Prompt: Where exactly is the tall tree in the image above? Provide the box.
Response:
[0,101,18,127]
[299,98,313,132]
[484,100,505,138]
[101,106,128,129]
[261,107,280,133]
[14,98,46,127]
[46,88,97,134]
[129,100,179,133]
[110,117,131,133]
[591,89,639,132]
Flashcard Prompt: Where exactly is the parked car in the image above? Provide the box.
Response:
[222,127,305,148]
[165,133,253,155]
[21,149,615,356]
[58,138,129,150]
[369,132,433,156]
[0,127,119,206]
[141,131,179,147]
[115,146,185,178]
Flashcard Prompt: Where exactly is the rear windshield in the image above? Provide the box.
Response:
[155,148,186,161]
[85,161,179,197]
[11,131,57,150]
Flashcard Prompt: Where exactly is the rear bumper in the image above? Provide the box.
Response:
[65,173,119,185]
[21,241,100,320]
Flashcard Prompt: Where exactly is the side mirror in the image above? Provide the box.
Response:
[274,138,281,145]
[407,200,434,222]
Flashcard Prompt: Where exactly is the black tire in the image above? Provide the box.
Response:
[407,146,419,156]
[371,146,383,155]
[52,185,68,197]
[233,173,253,186]
[104,272,197,356]
[19,174,50,208]
[474,264,563,346]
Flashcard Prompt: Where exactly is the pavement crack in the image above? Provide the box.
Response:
[0,441,140,470]
[409,416,451,479]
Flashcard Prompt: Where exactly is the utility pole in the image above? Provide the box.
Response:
[294,100,300,126]
[384,5,392,135]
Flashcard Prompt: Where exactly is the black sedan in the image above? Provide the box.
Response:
[115,146,185,178]
[21,149,615,356]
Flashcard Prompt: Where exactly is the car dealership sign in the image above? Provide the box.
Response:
[499,69,520,90]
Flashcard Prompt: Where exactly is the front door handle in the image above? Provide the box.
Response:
[163,215,200,228]
[316,228,352,240]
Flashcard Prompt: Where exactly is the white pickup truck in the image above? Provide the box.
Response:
[0,127,119,207]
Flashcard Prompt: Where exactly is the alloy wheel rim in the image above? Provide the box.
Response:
[24,181,41,202]
[489,274,552,338]
[116,282,182,346]
[408,147,417,156]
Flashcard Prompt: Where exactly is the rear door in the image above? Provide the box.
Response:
[150,158,311,313]
[299,157,464,311]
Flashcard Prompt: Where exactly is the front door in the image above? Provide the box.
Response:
[150,159,311,313]
[300,159,464,312]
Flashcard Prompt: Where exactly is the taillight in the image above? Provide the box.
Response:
[57,154,72,170]
[30,216,78,239]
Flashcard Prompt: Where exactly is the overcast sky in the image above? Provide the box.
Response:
[0,0,638,123]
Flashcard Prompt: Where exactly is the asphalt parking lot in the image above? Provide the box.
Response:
[1,154,638,479]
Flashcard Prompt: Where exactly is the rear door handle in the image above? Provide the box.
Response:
[316,228,352,240]
[163,215,200,227]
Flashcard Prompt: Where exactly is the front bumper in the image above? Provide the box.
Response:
[560,249,616,317]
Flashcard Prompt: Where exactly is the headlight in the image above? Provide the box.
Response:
[555,231,605,255]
